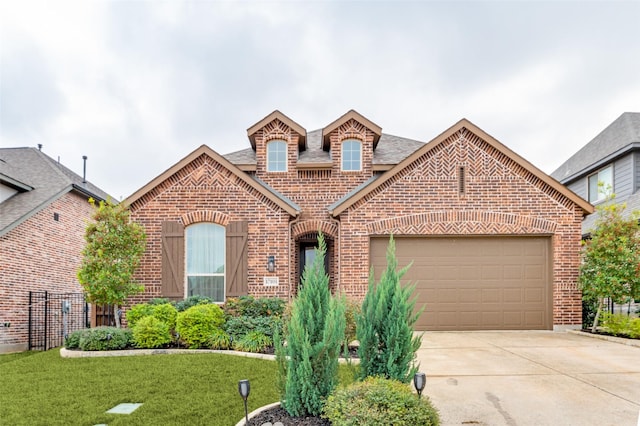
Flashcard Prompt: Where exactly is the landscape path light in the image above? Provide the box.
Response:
[238,379,250,425]
[414,372,426,399]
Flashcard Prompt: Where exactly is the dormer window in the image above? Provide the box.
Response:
[341,139,361,171]
[267,140,287,172]
[588,165,612,203]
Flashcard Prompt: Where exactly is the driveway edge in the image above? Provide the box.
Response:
[567,330,640,348]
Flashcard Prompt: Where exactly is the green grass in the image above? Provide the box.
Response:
[0,350,357,426]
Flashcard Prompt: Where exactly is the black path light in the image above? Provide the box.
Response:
[414,372,426,399]
[238,379,250,425]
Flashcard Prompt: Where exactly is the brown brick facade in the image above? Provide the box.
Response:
[127,113,590,330]
[0,192,94,352]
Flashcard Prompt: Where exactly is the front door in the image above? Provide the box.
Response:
[298,239,331,286]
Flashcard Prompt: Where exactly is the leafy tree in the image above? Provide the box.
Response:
[276,232,346,417]
[579,196,640,332]
[77,199,146,328]
[357,235,422,383]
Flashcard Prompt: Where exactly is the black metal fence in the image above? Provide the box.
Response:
[28,291,90,351]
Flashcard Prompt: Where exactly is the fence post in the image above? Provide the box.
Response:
[43,291,48,351]
[28,292,33,351]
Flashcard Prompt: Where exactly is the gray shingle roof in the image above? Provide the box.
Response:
[222,129,425,166]
[551,112,640,183]
[0,147,111,236]
[251,176,301,213]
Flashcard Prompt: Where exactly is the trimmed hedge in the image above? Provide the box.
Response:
[176,304,225,348]
[78,327,132,351]
[132,316,172,349]
[323,376,440,426]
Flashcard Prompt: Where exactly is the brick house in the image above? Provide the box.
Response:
[126,110,592,331]
[0,147,109,353]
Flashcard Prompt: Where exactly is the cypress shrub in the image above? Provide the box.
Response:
[357,235,422,383]
[276,232,346,417]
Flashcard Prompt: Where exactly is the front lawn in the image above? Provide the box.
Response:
[0,349,286,425]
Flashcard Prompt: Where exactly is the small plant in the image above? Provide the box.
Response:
[208,329,232,350]
[176,304,225,348]
[344,299,361,345]
[64,329,89,349]
[601,313,640,338]
[233,331,272,353]
[323,376,440,426]
[78,327,132,351]
[132,316,172,349]
[174,295,214,312]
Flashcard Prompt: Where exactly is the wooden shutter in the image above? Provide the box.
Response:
[161,221,185,299]
[226,221,248,297]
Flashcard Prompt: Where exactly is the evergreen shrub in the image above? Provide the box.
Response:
[323,376,440,426]
[223,315,281,340]
[78,327,132,351]
[125,304,155,328]
[174,295,214,312]
[132,316,172,349]
[357,235,422,383]
[176,304,225,348]
[152,303,178,330]
[64,329,89,349]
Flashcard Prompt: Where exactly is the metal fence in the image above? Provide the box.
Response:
[28,291,90,351]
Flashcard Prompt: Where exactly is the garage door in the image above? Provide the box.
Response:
[370,237,552,331]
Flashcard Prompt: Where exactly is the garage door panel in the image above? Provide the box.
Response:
[371,237,551,331]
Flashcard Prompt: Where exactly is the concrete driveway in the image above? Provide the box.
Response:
[418,331,640,426]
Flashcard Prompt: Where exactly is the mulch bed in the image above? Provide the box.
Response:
[249,405,330,426]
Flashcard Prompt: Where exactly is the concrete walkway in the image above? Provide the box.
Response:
[418,331,640,426]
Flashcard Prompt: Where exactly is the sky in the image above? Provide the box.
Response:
[1,1,639,200]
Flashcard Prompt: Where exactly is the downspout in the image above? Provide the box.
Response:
[288,215,302,302]
[328,214,341,294]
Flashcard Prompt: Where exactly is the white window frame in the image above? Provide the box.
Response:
[267,140,287,172]
[587,165,613,203]
[185,223,225,303]
[341,139,362,171]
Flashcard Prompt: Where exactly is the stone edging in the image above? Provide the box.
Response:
[567,330,640,348]
[235,401,281,426]
[60,347,360,363]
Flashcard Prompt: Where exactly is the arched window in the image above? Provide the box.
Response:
[186,223,225,302]
[341,139,361,171]
[267,140,287,172]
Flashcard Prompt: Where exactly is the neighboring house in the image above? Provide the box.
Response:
[0,148,109,353]
[126,110,592,331]
[552,112,640,235]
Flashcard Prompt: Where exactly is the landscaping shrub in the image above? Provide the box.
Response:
[276,232,346,417]
[78,327,132,351]
[208,329,232,350]
[132,316,172,349]
[64,329,89,349]
[323,376,440,426]
[152,303,178,330]
[601,313,640,338]
[176,304,225,348]
[224,295,286,319]
[125,303,155,329]
[174,295,214,312]
[233,331,272,353]
[149,297,171,305]
[357,235,422,383]
[344,299,361,345]
[223,315,281,340]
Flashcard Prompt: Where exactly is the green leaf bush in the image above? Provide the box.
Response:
[601,313,640,338]
[125,304,155,328]
[132,316,172,349]
[323,376,440,426]
[152,303,178,330]
[208,329,232,350]
[78,327,132,351]
[223,315,281,341]
[233,331,272,353]
[176,304,225,348]
[174,295,214,312]
[64,329,89,349]
[224,295,286,318]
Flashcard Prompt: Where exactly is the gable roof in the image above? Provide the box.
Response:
[0,147,110,237]
[247,110,307,151]
[328,119,594,217]
[322,109,382,151]
[224,129,424,170]
[124,145,300,216]
[551,112,640,183]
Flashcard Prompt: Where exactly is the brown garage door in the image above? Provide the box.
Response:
[370,237,552,331]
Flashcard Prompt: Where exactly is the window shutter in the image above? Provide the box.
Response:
[161,221,185,299]
[226,221,248,297]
